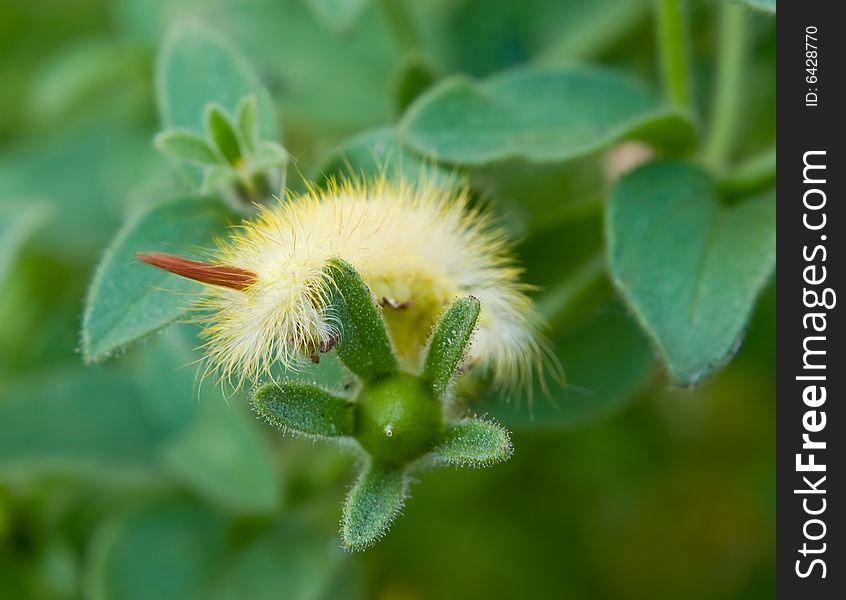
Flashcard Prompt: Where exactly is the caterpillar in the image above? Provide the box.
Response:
[138,176,547,393]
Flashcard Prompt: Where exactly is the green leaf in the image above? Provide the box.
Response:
[607,161,775,385]
[325,259,398,382]
[734,0,775,13]
[423,297,481,400]
[204,104,242,166]
[154,129,220,166]
[305,0,370,31]
[235,95,258,153]
[82,196,232,363]
[341,463,408,551]
[86,498,229,600]
[430,418,512,468]
[161,395,281,514]
[317,127,458,188]
[156,22,278,141]
[252,381,354,438]
[400,66,695,166]
[484,305,654,429]
[0,203,50,286]
[214,523,348,600]
[0,369,164,481]
[250,140,289,172]
[393,52,439,113]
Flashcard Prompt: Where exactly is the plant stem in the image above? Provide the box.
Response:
[718,146,776,199]
[379,0,422,53]
[655,0,692,112]
[703,2,747,170]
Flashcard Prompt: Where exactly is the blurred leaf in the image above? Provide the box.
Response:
[154,129,220,165]
[0,123,170,258]
[446,0,649,75]
[87,498,229,600]
[82,196,232,363]
[0,203,50,286]
[253,381,355,438]
[156,22,278,141]
[485,304,654,429]
[393,52,439,113]
[161,394,281,514]
[734,0,775,13]
[342,463,408,550]
[235,95,258,152]
[89,498,347,600]
[317,127,458,187]
[607,161,775,385]
[305,0,370,31]
[430,418,512,468]
[0,369,164,481]
[423,297,480,400]
[214,522,346,600]
[326,259,398,382]
[400,66,695,165]
[204,104,242,165]
[537,0,651,63]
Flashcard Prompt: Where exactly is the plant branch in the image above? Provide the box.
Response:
[703,2,748,170]
[655,0,693,112]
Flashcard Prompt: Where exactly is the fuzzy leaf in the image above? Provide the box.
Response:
[251,140,289,171]
[431,418,512,468]
[607,161,775,386]
[205,105,242,166]
[252,381,354,438]
[154,129,220,165]
[82,196,232,362]
[423,297,481,399]
[400,66,695,166]
[341,463,408,551]
[235,95,258,152]
[325,259,398,382]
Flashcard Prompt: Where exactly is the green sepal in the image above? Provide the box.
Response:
[423,296,481,399]
[430,418,513,468]
[154,129,220,166]
[204,104,242,166]
[252,381,354,438]
[325,258,398,382]
[341,462,409,551]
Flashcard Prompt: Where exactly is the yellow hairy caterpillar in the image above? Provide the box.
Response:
[139,176,546,392]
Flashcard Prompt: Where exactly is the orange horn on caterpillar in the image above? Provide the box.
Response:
[136,252,257,291]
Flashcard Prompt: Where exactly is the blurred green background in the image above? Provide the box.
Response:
[0,0,774,598]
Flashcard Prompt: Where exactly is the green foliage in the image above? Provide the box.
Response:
[0,203,49,286]
[154,130,219,165]
[82,196,233,363]
[2,0,776,592]
[607,161,775,385]
[341,464,408,551]
[423,296,481,400]
[430,419,512,468]
[253,381,355,438]
[156,22,278,142]
[325,258,399,382]
[400,66,696,165]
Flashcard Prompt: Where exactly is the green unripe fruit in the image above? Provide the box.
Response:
[355,372,443,466]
